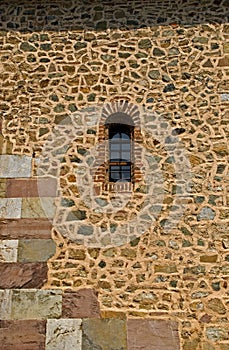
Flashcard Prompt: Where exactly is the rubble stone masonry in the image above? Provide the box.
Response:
[0,0,228,349]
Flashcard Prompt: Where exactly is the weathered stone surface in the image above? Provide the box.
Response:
[206,327,229,342]
[0,262,48,288]
[0,198,22,219]
[200,255,218,263]
[207,298,226,314]
[62,288,100,318]
[6,178,57,198]
[18,239,56,262]
[0,219,52,239]
[11,289,62,320]
[0,239,18,262]
[46,319,82,350]
[82,318,127,350]
[0,320,46,350]
[21,197,55,218]
[154,264,178,273]
[0,290,12,319]
[197,207,215,221]
[127,319,180,350]
[0,155,32,178]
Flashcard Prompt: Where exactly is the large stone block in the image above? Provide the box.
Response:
[11,289,62,320]
[0,290,12,320]
[21,197,55,218]
[46,319,82,350]
[0,240,18,262]
[0,155,32,178]
[82,318,127,350]
[62,288,100,318]
[18,239,56,262]
[127,319,180,350]
[0,218,52,239]
[6,178,57,198]
[0,320,46,350]
[0,198,22,219]
[0,262,48,288]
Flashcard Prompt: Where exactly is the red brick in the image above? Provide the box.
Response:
[6,178,57,198]
[0,320,46,350]
[0,262,48,288]
[62,288,100,318]
[0,218,52,239]
[127,319,180,350]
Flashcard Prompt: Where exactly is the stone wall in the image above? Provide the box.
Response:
[0,1,229,349]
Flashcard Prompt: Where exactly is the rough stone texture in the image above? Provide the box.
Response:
[0,239,18,262]
[0,198,22,219]
[18,239,56,262]
[127,319,180,350]
[46,319,82,350]
[11,289,62,320]
[0,320,46,350]
[0,218,52,239]
[21,197,55,218]
[0,262,48,288]
[62,288,100,318]
[82,318,127,350]
[0,290,12,320]
[6,178,57,198]
[0,155,32,178]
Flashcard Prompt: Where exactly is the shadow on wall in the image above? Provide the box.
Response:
[0,0,228,32]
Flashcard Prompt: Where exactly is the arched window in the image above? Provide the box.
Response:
[105,113,134,183]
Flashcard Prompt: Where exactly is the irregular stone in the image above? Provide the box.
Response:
[0,155,32,178]
[153,47,165,56]
[138,39,152,49]
[197,207,215,221]
[0,262,48,288]
[127,319,180,350]
[20,42,36,52]
[163,83,176,92]
[68,248,86,260]
[82,318,126,350]
[78,225,93,236]
[18,239,56,262]
[6,178,57,198]
[0,198,22,219]
[46,319,82,350]
[21,197,55,218]
[66,210,87,221]
[200,255,218,263]
[148,70,160,80]
[206,327,229,342]
[62,288,100,318]
[207,298,226,314]
[154,264,177,273]
[0,320,46,349]
[0,218,52,239]
[0,239,18,262]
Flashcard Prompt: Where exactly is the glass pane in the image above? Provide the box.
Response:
[122,142,131,151]
[121,152,131,161]
[110,152,120,161]
[121,132,130,140]
[111,132,121,139]
[110,143,120,151]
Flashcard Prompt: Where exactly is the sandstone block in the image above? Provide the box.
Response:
[11,289,62,320]
[0,239,18,262]
[21,197,55,218]
[62,288,100,318]
[127,319,180,350]
[6,178,57,198]
[0,262,48,288]
[18,239,56,262]
[0,218,52,239]
[0,290,12,319]
[46,319,82,350]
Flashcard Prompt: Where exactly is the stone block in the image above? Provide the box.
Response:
[62,288,100,318]
[0,320,46,349]
[0,155,32,178]
[0,198,22,219]
[82,318,127,350]
[0,290,12,319]
[11,289,62,320]
[18,239,56,262]
[127,319,180,350]
[0,239,18,262]
[6,178,57,198]
[0,218,52,239]
[0,179,6,198]
[46,319,82,350]
[21,197,55,218]
[0,262,48,288]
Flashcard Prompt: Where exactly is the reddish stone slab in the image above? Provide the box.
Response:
[62,288,100,318]
[0,262,48,288]
[0,219,52,239]
[127,319,180,350]
[6,178,57,198]
[0,320,46,350]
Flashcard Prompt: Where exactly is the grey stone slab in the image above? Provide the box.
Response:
[46,319,82,350]
[0,155,32,178]
[0,240,18,262]
[18,239,56,262]
[0,198,22,219]
[0,289,12,319]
